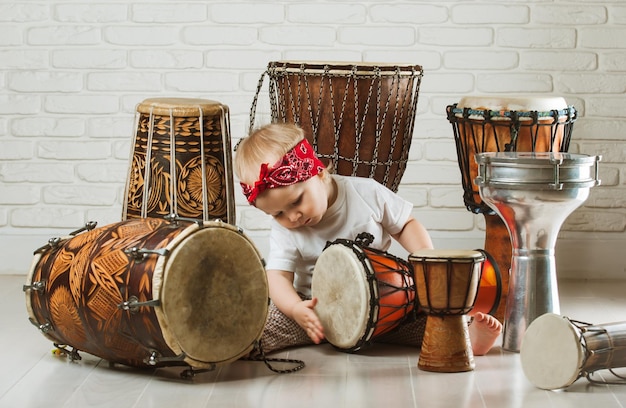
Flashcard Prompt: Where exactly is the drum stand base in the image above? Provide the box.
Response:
[418,315,474,373]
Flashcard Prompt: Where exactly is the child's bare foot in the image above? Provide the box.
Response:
[469,312,502,356]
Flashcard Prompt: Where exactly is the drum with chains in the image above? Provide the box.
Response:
[249,61,423,192]
[23,217,268,370]
[123,98,235,223]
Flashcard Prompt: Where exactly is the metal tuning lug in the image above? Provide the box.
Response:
[33,237,62,255]
[143,350,187,366]
[29,318,53,333]
[124,247,169,262]
[23,280,46,293]
[164,213,203,227]
[69,221,98,236]
[117,296,160,313]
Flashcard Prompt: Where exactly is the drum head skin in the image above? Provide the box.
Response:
[520,313,583,390]
[160,223,268,365]
[136,98,227,117]
[457,95,568,114]
[312,244,371,350]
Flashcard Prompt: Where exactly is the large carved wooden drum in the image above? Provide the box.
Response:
[23,218,268,370]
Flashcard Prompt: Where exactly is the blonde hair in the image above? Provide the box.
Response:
[235,123,307,185]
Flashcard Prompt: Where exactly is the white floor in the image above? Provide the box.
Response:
[3,274,626,408]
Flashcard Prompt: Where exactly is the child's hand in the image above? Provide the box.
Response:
[292,298,325,343]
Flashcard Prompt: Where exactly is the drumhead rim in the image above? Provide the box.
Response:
[409,249,485,263]
[24,252,44,329]
[475,151,599,164]
[477,179,598,190]
[137,98,228,117]
[453,95,570,115]
[267,60,423,76]
[474,152,601,190]
[152,222,199,359]
[156,220,268,366]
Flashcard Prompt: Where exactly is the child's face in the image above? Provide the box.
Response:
[255,174,332,230]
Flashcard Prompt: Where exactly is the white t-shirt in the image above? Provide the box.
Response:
[265,174,413,296]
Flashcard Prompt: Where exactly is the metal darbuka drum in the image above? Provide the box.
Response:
[123,98,235,223]
[521,313,626,390]
[476,152,601,352]
[409,249,485,373]
[448,96,577,324]
[23,218,268,370]
[250,61,423,192]
[311,235,416,352]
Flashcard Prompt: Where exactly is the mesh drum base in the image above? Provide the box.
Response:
[158,222,268,367]
[312,245,373,351]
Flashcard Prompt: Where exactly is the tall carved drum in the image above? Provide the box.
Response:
[447,96,577,323]
[476,152,601,352]
[123,98,235,223]
[250,61,423,192]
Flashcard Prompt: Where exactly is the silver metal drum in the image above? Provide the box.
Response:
[475,152,601,352]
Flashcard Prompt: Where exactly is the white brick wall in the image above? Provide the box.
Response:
[1,0,625,280]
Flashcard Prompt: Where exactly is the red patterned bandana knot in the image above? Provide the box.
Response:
[241,138,325,205]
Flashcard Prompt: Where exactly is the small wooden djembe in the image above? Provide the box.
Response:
[409,249,485,373]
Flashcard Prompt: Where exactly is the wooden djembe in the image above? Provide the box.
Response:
[447,96,577,323]
[409,249,485,373]
[23,218,268,370]
[249,61,423,193]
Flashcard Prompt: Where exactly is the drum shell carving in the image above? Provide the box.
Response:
[124,98,235,223]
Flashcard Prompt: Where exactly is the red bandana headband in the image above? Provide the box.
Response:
[241,138,325,205]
